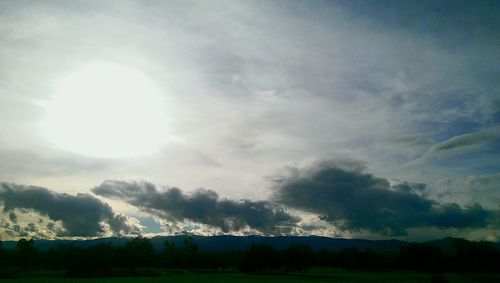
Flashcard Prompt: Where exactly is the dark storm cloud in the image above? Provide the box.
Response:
[93,181,300,234]
[272,160,496,236]
[8,211,17,223]
[0,182,138,237]
[46,222,55,231]
[0,218,10,228]
[26,222,37,232]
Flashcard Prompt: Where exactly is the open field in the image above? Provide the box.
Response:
[1,269,499,283]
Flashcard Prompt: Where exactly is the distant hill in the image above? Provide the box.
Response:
[151,235,407,253]
[427,237,500,254]
[2,235,498,253]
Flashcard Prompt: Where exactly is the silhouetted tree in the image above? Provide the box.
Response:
[357,248,383,269]
[199,250,244,269]
[0,239,3,265]
[431,273,448,283]
[15,238,37,266]
[45,244,81,270]
[180,236,199,268]
[67,243,115,277]
[284,243,314,272]
[452,238,499,272]
[0,235,497,276]
[118,237,155,269]
[316,249,336,267]
[162,240,181,268]
[338,247,361,269]
[398,243,442,271]
[240,243,282,273]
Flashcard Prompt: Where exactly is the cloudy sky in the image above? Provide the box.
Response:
[0,0,499,241]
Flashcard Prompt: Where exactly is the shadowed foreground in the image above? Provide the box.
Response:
[1,237,499,282]
[0,269,499,283]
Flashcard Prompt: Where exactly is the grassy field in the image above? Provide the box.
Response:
[1,269,499,283]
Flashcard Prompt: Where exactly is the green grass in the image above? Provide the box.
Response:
[1,269,499,283]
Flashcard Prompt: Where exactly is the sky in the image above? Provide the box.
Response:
[0,0,499,241]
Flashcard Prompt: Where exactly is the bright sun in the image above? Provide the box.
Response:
[43,62,168,158]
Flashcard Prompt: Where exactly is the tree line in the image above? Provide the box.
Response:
[0,237,498,276]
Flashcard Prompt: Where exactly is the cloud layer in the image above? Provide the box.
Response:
[272,160,496,236]
[92,180,299,235]
[0,182,138,237]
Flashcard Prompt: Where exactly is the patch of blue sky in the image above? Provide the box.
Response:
[432,120,484,142]
[138,217,163,234]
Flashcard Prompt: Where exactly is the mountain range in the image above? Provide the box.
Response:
[3,235,499,253]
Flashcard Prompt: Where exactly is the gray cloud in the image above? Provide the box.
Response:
[430,131,497,153]
[402,129,500,170]
[468,173,500,186]
[0,149,110,178]
[0,182,139,237]
[92,180,300,234]
[388,134,434,148]
[272,160,497,236]
[466,173,500,209]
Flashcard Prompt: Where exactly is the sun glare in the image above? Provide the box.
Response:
[43,62,168,158]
